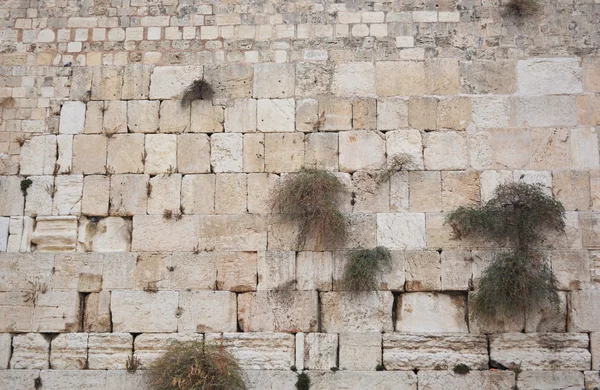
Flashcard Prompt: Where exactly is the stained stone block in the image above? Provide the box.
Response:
[134,333,204,367]
[204,64,253,98]
[190,101,224,133]
[459,60,517,94]
[238,291,318,332]
[377,98,409,130]
[85,101,104,134]
[31,216,77,251]
[109,174,148,216]
[385,130,424,171]
[102,100,127,135]
[256,251,295,291]
[133,252,168,291]
[257,99,295,132]
[437,97,471,130]
[10,333,49,369]
[111,291,178,332]
[170,252,216,290]
[87,333,132,370]
[320,291,393,332]
[518,371,584,390]
[376,61,426,96]
[264,133,304,173]
[19,135,57,176]
[423,132,468,170]
[253,63,294,98]
[304,133,338,171]
[352,98,377,130]
[24,176,54,217]
[309,371,417,390]
[211,133,243,173]
[339,130,385,173]
[489,333,590,370]
[296,62,333,97]
[296,333,338,370]
[517,58,582,95]
[215,173,247,214]
[377,213,426,250]
[425,58,459,95]
[296,98,320,132]
[296,251,333,291]
[147,174,181,215]
[409,171,441,212]
[107,134,145,174]
[144,134,177,174]
[578,95,600,126]
[181,174,215,214]
[59,101,86,134]
[127,100,159,133]
[513,96,577,128]
[318,98,352,131]
[0,176,24,216]
[198,214,267,251]
[81,175,109,216]
[159,100,190,133]
[178,290,237,332]
[472,96,511,128]
[32,290,80,332]
[83,291,111,332]
[77,217,132,252]
[72,135,107,175]
[91,67,123,100]
[0,333,10,369]
[331,62,376,97]
[39,371,107,390]
[50,333,88,370]
[216,252,257,292]
[383,333,488,370]
[396,292,468,333]
[418,371,515,390]
[244,370,297,389]
[102,253,136,290]
[149,66,203,99]
[339,332,381,371]
[441,171,480,211]
[247,173,278,214]
[0,291,34,332]
[121,63,152,100]
[408,97,438,130]
[404,250,442,291]
[570,128,599,169]
[583,57,600,92]
[568,289,600,332]
[244,133,265,172]
[51,253,103,290]
[132,215,198,252]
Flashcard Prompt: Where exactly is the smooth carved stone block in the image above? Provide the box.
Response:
[513,96,578,128]
[253,63,295,99]
[244,370,297,389]
[339,332,382,371]
[0,371,41,388]
[134,333,204,367]
[257,251,296,291]
[243,133,265,172]
[517,58,582,95]
[489,333,591,370]
[339,130,385,173]
[111,291,178,332]
[40,371,107,390]
[0,291,34,332]
[178,291,237,332]
[238,291,318,333]
[0,177,24,217]
[396,292,468,333]
[376,61,425,96]
[383,333,488,370]
[377,98,408,130]
[159,100,189,133]
[423,131,468,170]
[72,134,107,175]
[0,333,10,369]
[377,213,426,250]
[81,175,110,216]
[51,252,103,290]
[10,333,50,369]
[50,333,88,370]
[19,135,57,176]
[91,67,123,101]
[309,371,418,390]
[132,215,198,252]
[296,333,338,371]
[149,66,203,99]
[31,216,77,251]
[59,101,86,134]
[296,251,333,291]
[52,175,84,216]
[264,133,304,173]
[216,251,258,292]
[225,99,257,133]
[353,98,377,130]
[517,371,584,390]
[331,62,376,97]
[459,60,517,95]
[169,252,216,290]
[198,214,267,251]
[204,64,253,99]
[409,171,441,212]
[87,333,132,370]
[205,333,295,370]
[78,216,132,253]
[318,98,352,131]
[320,291,394,332]
[215,173,247,214]
[110,174,148,216]
[211,133,243,173]
[122,63,152,100]
[107,134,144,174]
[147,174,181,215]
[127,100,159,133]
[257,99,295,132]
[33,290,80,332]
[190,100,223,133]
[568,289,600,332]
[418,371,515,390]
[144,134,177,174]
[181,174,215,214]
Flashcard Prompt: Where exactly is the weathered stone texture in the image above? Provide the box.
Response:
[178,291,237,332]
[396,293,468,333]
[111,291,178,332]
[320,292,393,332]
[418,371,515,390]
[10,333,49,369]
[238,291,318,332]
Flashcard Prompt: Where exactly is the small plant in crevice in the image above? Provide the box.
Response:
[453,363,471,375]
[34,376,42,389]
[271,168,347,250]
[162,209,174,220]
[296,372,310,390]
[23,280,48,305]
[20,178,32,197]
[126,354,141,373]
[504,0,540,17]
[377,154,413,185]
[15,134,29,147]
[341,246,392,291]
[375,364,386,371]
[144,281,159,293]
[180,79,214,107]
[446,182,564,322]
[148,341,246,390]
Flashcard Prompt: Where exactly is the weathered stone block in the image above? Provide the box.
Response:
[296,332,338,370]
[376,61,425,96]
[472,96,511,128]
[339,130,385,173]
[0,333,10,369]
[32,290,80,332]
[441,171,480,211]
[132,215,198,252]
[109,174,148,216]
[134,333,204,367]
[198,214,267,251]
[409,171,441,212]
[83,291,111,332]
[318,98,352,131]
[225,99,256,133]
[518,371,584,390]
[339,332,381,371]
[211,133,243,173]
[169,252,216,290]
[91,67,123,101]
[238,291,318,332]
[72,135,107,175]
[159,100,189,134]
[296,251,333,291]
[309,371,417,390]
[216,252,257,292]
[40,370,107,389]
[122,64,151,100]
[517,58,582,95]
[418,371,515,390]
[81,175,109,216]
[147,174,181,215]
[423,132,468,170]
[408,97,438,130]
[331,62,376,97]
[50,333,88,370]
[19,135,57,176]
[320,291,393,332]
[353,98,377,130]
[386,130,424,170]
[111,291,178,332]
[11,333,49,369]
[0,176,24,216]
[244,370,297,389]
[85,101,104,134]
[247,173,278,214]
[437,97,471,130]
[396,292,468,332]
[127,100,159,133]
[204,64,253,98]
[253,63,294,98]
[383,333,488,370]
[31,216,77,251]
[571,128,599,169]
[459,60,517,94]
[107,134,144,174]
[149,66,203,99]
[134,252,168,291]
[103,100,127,135]
[304,133,338,171]
[189,101,223,133]
[490,333,591,370]
[79,217,132,252]
[24,176,54,217]
[51,253,102,290]
[257,99,295,132]
[568,289,600,332]
[257,251,295,291]
[296,98,319,132]
[352,171,389,213]
[102,253,135,290]
[377,213,426,249]
[178,290,237,332]
[404,250,442,291]
[296,62,332,97]
[425,58,459,95]
[87,333,132,370]
[181,174,215,214]
[264,133,304,173]
[0,371,41,388]
[59,101,86,134]
[243,133,265,172]
[215,174,247,214]
[513,96,577,128]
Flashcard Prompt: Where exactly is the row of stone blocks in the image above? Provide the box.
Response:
[1,332,596,372]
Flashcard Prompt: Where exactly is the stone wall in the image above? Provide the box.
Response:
[1,0,600,388]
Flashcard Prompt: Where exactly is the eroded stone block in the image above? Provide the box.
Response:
[111,291,178,332]
[19,135,57,176]
[149,66,203,99]
[339,131,385,173]
[132,215,198,252]
[396,292,468,333]
[339,332,381,371]
[211,133,243,173]
[517,58,582,95]
[87,333,132,370]
[216,252,257,292]
[11,333,49,369]
[50,333,88,370]
[320,291,393,332]
[31,216,77,251]
[178,290,237,332]
[419,371,515,390]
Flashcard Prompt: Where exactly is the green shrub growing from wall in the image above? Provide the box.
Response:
[341,247,392,291]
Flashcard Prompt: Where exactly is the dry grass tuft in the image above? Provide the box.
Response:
[148,341,246,390]
[180,79,214,107]
[341,246,391,291]
[378,154,413,184]
[271,168,347,250]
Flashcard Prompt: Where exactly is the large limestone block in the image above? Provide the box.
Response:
[128,100,159,133]
[247,173,279,214]
[0,371,43,389]
[83,291,111,332]
[489,333,591,370]
[264,133,304,173]
[169,252,216,290]
[404,250,442,291]
[0,218,7,252]
[205,333,295,370]
[72,135,107,175]
[147,174,181,215]
[0,333,10,369]
[70,67,92,101]
[376,61,425,96]
[19,135,57,176]
[102,253,136,290]
[225,99,256,133]
[408,171,441,212]
[31,216,77,251]
[181,174,215,214]
[198,214,267,251]
[77,217,132,252]
[517,371,584,390]
[528,128,571,170]
[134,333,204,367]
[52,175,83,216]
[244,133,265,172]
[159,100,190,133]
[570,128,599,169]
[318,98,352,131]
[85,102,104,134]
[103,100,127,135]
[377,213,426,249]
[296,333,338,370]
[211,133,243,172]
[50,333,88,370]
[0,291,33,332]
[296,251,333,291]
[353,98,377,130]
[132,215,198,252]
[204,63,253,98]
[418,371,515,390]
[238,291,318,332]
[144,134,177,174]
[423,132,468,170]
[409,97,438,130]
[253,63,295,98]
[309,371,417,390]
[244,370,297,390]
[105,371,150,389]
[440,250,472,291]
[40,370,106,390]
[396,292,468,333]
[296,62,333,97]
[296,98,320,132]
[383,333,488,370]
[59,101,86,134]
[11,333,49,369]
[25,176,54,216]
[441,171,480,211]
[437,97,472,130]
[513,96,577,127]
[581,212,600,249]
[178,134,210,174]
[517,58,582,95]
[107,134,144,174]
[352,171,390,213]
[339,130,385,173]
[122,63,152,100]
[149,66,203,99]
[109,174,148,216]
[111,291,178,332]
[593,332,600,370]
[339,332,382,371]
[320,291,393,332]
[56,134,73,175]
[134,252,168,291]
[51,252,103,290]
[386,130,424,170]
[549,250,590,290]
[257,251,296,291]
[331,62,376,97]
[33,290,80,332]
[87,333,132,370]
[215,174,247,214]
[425,58,459,95]
[216,252,257,292]
[578,95,600,126]
[304,133,338,170]
[472,96,511,128]
[81,175,109,216]
[257,99,295,132]
[568,289,600,331]
[91,67,123,101]
[178,291,237,332]
[460,60,517,94]
[0,176,24,216]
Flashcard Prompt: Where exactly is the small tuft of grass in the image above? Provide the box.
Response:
[272,168,347,250]
[504,0,540,17]
[341,246,392,291]
[375,364,386,371]
[34,376,42,389]
[21,178,32,197]
[296,372,310,390]
[163,209,173,220]
[126,354,141,373]
[453,363,471,375]
[378,154,412,184]
[148,341,246,390]
[290,365,297,372]
[180,79,214,107]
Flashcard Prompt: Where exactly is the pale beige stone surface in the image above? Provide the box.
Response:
[243,133,265,172]
[122,64,151,100]
[31,216,77,251]
[309,371,417,390]
[10,333,49,369]
[59,101,87,134]
[409,171,441,212]
[198,214,267,251]
[320,291,393,332]
[238,291,318,332]
[0,177,24,216]
[159,100,189,134]
[103,100,127,134]
[72,135,107,175]
[83,291,111,332]
[107,134,144,174]
[331,62,376,97]
[377,213,426,249]
[296,251,333,291]
[147,174,181,215]
[376,61,425,96]
[81,175,109,216]
[517,371,584,390]
[339,130,385,173]
[215,173,247,214]
[404,250,441,291]
[178,290,237,332]
[225,99,256,133]
[257,99,295,132]
[50,333,88,370]
[132,215,198,252]
[180,174,215,214]
[264,133,304,173]
[111,291,178,332]
[87,333,132,370]
[460,60,517,94]
[134,333,204,367]
[396,292,468,333]
[144,134,177,174]
[32,290,80,332]
[52,175,84,216]
[0,333,10,369]
[517,58,582,95]
[216,251,257,292]
[339,332,381,371]
[418,371,515,390]
[149,66,203,99]
[318,98,352,131]
[40,370,107,390]
[297,332,338,370]
[169,252,216,290]
[304,133,338,171]
[190,100,223,133]
[253,63,295,99]
[352,98,377,130]
[127,100,159,133]
[109,174,148,216]
[568,289,600,332]
[296,98,319,132]
[19,135,57,176]
[423,132,468,170]
[244,370,297,390]
[0,371,42,389]
[210,133,243,172]
[408,97,438,130]
[78,217,132,252]
[257,251,296,290]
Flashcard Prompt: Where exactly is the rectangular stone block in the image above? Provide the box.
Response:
[178,290,237,332]
[40,371,107,390]
[318,98,352,131]
[147,174,181,215]
[52,175,83,216]
[122,64,151,100]
[169,252,216,290]
[517,371,584,390]
[296,251,333,291]
[376,61,425,96]
[178,134,210,174]
[134,333,204,367]
[51,253,103,290]
[144,134,177,174]
[339,130,385,173]
[181,174,215,214]
[91,67,123,100]
[253,63,294,99]
[459,60,517,94]
[215,173,247,214]
[383,333,488,370]
[159,100,189,133]
[128,100,159,133]
[109,174,148,216]
[82,175,109,216]
[132,215,198,252]
[50,333,88,370]
[377,213,426,250]
[211,133,243,173]
[320,291,393,332]
[304,133,338,171]
[396,292,468,333]
[296,333,337,371]
[216,251,257,292]
[87,333,132,370]
[309,371,417,390]
[198,214,267,251]
[0,333,10,369]
[0,291,34,332]
[59,101,86,134]
[102,253,135,290]
[264,133,304,173]
[489,333,591,370]
[83,291,111,332]
[33,290,80,332]
[204,63,253,99]
[423,131,468,170]
[568,289,600,332]
[0,176,24,216]
[111,291,178,332]
[206,333,294,370]
[517,58,582,95]
[225,99,256,133]
[513,96,577,127]
[107,134,144,174]
[339,332,381,371]
[257,251,295,291]
[386,130,424,170]
[419,371,515,390]
[0,371,43,389]
[11,333,49,369]
[19,135,57,176]
[149,66,203,100]
[257,99,295,132]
